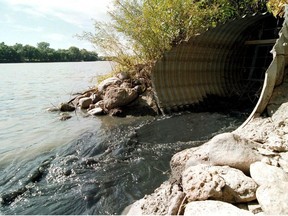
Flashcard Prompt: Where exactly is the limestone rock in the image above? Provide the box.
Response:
[279,152,288,172]
[256,181,288,215]
[97,77,121,92]
[182,165,257,203]
[183,200,254,216]
[210,166,257,203]
[183,133,262,174]
[103,87,138,110]
[60,103,75,112]
[182,165,225,201]
[126,181,185,215]
[247,201,263,214]
[265,133,288,152]
[250,161,288,186]
[79,97,92,109]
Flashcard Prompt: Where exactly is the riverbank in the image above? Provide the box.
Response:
[50,64,161,120]
[124,69,288,215]
[52,63,288,215]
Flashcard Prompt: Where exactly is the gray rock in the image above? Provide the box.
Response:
[103,87,138,110]
[87,107,104,116]
[182,165,257,203]
[183,200,254,216]
[97,77,121,92]
[183,133,262,174]
[256,181,288,215]
[250,161,288,186]
[79,97,92,109]
[60,103,75,112]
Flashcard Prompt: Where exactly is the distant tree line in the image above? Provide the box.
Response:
[0,42,101,63]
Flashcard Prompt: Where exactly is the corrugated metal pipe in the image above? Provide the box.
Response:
[152,7,288,125]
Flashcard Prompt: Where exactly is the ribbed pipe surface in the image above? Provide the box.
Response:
[152,10,288,116]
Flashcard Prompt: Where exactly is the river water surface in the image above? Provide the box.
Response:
[0,62,244,214]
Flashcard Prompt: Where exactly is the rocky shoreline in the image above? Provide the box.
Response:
[123,71,288,215]
[49,66,288,215]
[48,68,160,120]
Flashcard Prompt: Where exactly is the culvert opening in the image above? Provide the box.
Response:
[152,13,284,115]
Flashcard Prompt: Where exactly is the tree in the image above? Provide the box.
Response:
[267,0,287,17]
[68,46,81,61]
[0,41,100,63]
[81,0,271,73]
[22,45,40,62]
[0,42,21,63]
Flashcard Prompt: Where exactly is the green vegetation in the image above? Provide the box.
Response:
[0,42,100,63]
[80,0,271,74]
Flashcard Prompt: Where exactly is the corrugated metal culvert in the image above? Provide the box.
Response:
[152,7,288,121]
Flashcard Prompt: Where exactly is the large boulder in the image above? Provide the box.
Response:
[171,133,262,179]
[103,87,138,110]
[182,165,257,203]
[256,181,288,215]
[183,200,254,216]
[250,161,288,186]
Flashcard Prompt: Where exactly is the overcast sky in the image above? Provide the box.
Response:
[0,0,112,52]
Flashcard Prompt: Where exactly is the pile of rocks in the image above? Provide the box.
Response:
[124,102,288,215]
[52,71,159,120]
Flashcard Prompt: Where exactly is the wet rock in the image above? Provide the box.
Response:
[183,200,254,216]
[87,107,104,116]
[98,77,122,92]
[181,133,262,175]
[182,165,257,203]
[79,97,92,109]
[108,108,124,117]
[126,181,185,215]
[46,107,59,112]
[250,161,288,186]
[59,103,75,112]
[103,87,138,110]
[59,113,72,121]
[256,181,288,215]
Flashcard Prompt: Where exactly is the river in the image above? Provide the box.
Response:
[0,62,244,214]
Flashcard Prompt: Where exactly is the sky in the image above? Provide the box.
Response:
[0,0,112,52]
